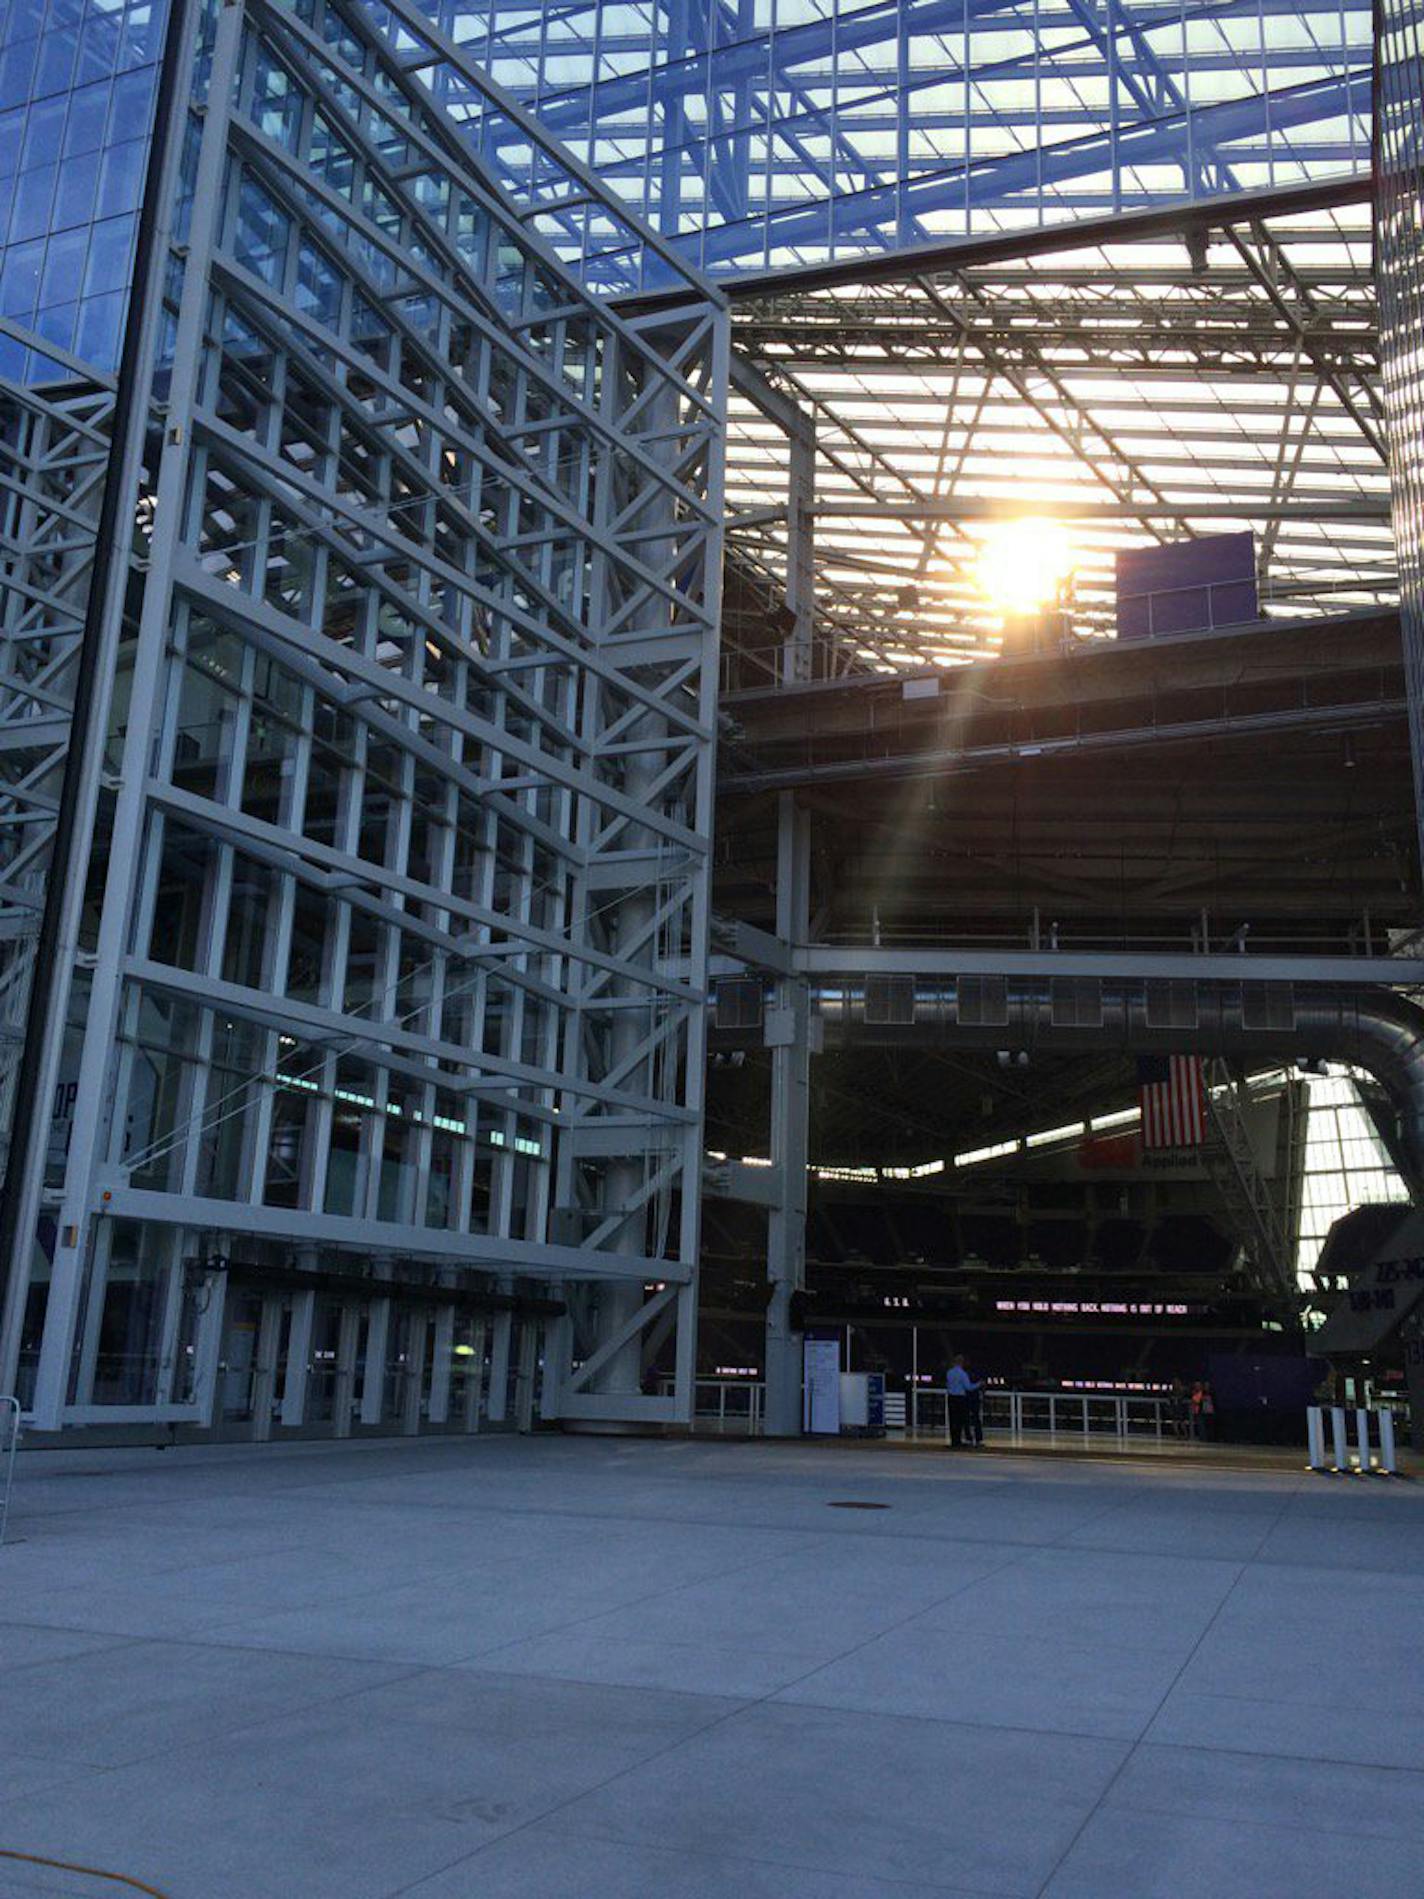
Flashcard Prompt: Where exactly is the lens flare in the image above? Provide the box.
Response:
[975,518,1076,616]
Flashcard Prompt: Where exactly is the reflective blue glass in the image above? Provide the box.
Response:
[0,0,169,374]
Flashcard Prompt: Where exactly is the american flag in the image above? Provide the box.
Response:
[1137,1055,1206,1150]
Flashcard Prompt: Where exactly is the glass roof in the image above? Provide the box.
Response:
[423,0,1373,283]
[721,184,1391,676]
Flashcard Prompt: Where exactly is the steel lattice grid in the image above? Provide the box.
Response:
[7,0,725,1423]
[417,0,1373,279]
[0,366,112,1164]
[1376,0,1424,875]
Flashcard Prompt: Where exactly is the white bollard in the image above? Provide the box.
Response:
[1330,1405,1349,1471]
[1356,1407,1372,1475]
[1307,1405,1327,1470]
[1379,1408,1398,1476]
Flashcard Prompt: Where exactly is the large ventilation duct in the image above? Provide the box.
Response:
[811,977,1424,1188]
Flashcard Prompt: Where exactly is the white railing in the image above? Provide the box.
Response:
[0,1396,19,1545]
[661,1378,765,1435]
[665,1378,1180,1444]
[912,1386,1174,1442]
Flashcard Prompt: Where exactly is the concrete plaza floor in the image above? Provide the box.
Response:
[3,1435,1424,1898]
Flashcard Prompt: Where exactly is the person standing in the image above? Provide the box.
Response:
[945,1354,979,1448]
[1190,1379,1216,1441]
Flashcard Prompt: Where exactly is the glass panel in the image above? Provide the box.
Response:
[91,1223,170,1406]
[220,1289,264,1421]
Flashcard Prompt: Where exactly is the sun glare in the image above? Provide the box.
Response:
[975,518,1076,617]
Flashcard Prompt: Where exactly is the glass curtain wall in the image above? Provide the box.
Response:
[0,0,171,379]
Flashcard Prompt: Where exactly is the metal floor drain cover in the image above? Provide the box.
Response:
[827,1500,890,1510]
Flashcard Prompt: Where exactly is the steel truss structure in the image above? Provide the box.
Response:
[1376,0,1424,874]
[0,375,113,1178]
[721,181,1392,679]
[430,0,1373,281]
[0,0,726,1432]
[0,0,1378,375]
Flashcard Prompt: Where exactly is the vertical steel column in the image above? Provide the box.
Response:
[586,337,676,1414]
[151,1232,189,1405]
[783,419,816,685]
[669,302,730,1424]
[27,0,246,1428]
[764,791,812,1436]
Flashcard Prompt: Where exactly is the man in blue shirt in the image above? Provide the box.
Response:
[945,1355,980,1448]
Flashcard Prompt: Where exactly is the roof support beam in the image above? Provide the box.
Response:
[796,946,1424,986]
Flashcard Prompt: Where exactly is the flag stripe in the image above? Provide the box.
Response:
[1140,1055,1205,1149]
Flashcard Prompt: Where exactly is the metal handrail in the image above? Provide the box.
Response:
[0,1396,20,1545]
[913,1385,1173,1442]
[668,1377,1185,1444]
[659,1377,764,1435]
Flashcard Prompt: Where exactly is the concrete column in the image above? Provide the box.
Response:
[250,1297,283,1444]
[1405,1332,1424,1452]
[765,792,812,1436]
[402,1311,429,1436]
[539,1308,572,1420]
[192,1267,228,1429]
[486,1303,513,1424]
[515,1320,539,1433]
[151,1233,188,1406]
[464,1318,488,1433]
[359,1297,390,1427]
[279,1288,316,1429]
[427,1305,455,1426]
[332,1302,360,1438]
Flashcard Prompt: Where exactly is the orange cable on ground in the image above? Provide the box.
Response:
[0,1847,172,1896]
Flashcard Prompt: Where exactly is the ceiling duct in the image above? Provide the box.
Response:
[813,978,1424,1186]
